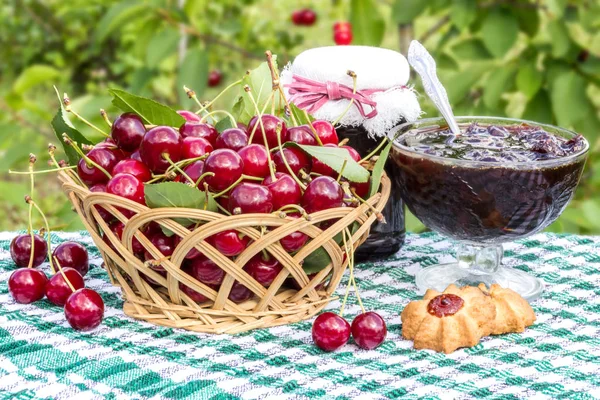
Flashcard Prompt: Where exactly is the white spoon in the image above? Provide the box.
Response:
[408,40,461,136]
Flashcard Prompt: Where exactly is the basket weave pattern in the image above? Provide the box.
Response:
[59,169,390,334]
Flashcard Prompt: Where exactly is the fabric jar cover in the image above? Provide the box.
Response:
[280,46,422,138]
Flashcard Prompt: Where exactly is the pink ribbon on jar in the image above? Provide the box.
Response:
[285,75,385,119]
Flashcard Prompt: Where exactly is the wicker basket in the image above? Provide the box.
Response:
[58,168,390,334]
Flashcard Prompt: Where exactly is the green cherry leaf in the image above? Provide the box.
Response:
[144,181,217,235]
[289,144,370,183]
[215,117,236,133]
[369,138,393,198]
[51,86,92,165]
[108,88,185,127]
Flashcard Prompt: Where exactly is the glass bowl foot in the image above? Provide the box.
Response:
[415,263,544,301]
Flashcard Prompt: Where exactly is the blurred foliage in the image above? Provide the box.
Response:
[0,0,599,235]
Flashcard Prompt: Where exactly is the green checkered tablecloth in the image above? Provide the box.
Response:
[1,231,600,400]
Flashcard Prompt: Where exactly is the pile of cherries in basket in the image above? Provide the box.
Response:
[8,234,104,331]
[77,110,370,305]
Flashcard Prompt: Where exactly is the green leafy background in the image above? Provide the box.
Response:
[1,0,599,235]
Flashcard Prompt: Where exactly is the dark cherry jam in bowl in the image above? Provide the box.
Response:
[390,117,589,243]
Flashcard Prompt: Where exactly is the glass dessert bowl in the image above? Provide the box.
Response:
[390,116,589,300]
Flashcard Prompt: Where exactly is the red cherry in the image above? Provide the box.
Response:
[107,173,146,208]
[351,312,387,350]
[202,149,244,192]
[301,9,317,26]
[312,312,351,351]
[177,110,201,122]
[64,288,104,331]
[10,234,47,268]
[228,281,253,303]
[229,183,273,214]
[179,281,209,303]
[102,220,144,257]
[144,232,176,270]
[174,234,204,260]
[45,267,85,307]
[111,113,146,152]
[349,178,370,199]
[302,176,344,213]
[89,184,114,222]
[248,114,287,148]
[208,70,222,87]
[333,21,352,32]
[212,230,250,257]
[238,144,270,178]
[273,147,311,175]
[8,268,48,304]
[187,256,224,286]
[311,120,338,145]
[215,128,248,152]
[175,160,205,186]
[237,122,248,132]
[94,141,128,162]
[244,254,282,287]
[77,148,119,185]
[139,126,183,173]
[263,173,302,210]
[52,242,89,277]
[179,122,219,145]
[342,145,361,162]
[182,137,213,160]
[112,159,152,182]
[291,10,304,25]
[285,125,317,145]
[334,30,353,45]
[280,229,308,253]
[130,150,142,162]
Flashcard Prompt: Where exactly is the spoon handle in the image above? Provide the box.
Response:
[408,40,461,136]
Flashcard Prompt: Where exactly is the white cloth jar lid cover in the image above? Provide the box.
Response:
[280,45,422,138]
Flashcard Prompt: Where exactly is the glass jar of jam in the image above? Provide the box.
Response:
[336,124,406,261]
[280,45,421,261]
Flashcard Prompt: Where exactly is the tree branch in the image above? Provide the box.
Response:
[157,9,263,61]
[418,15,450,43]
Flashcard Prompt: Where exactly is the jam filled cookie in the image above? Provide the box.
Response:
[401,284,496,354]
[478,283,536,335]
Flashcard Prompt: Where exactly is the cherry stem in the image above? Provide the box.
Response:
[53,257,76,292]
[265,50,302,128]
[188,80,243,116]
[100,109,112,127]
[199,110,237,126]
[305,113,324,146]
[359,137,389,164]
[345,227,365,313]
[332,71,358,126]
[246,89,273,144]
[26,158,35,268]
[344,183,384,222]
[192,171,214,188]
[63,133,112,180]
[9,166,77,175]
[276,204,310,220]
[338,138,350,147]
[244,86,277,181]
[28,198,55,273]
[337,159,348,183]
[339,229,352,317]
[163,154,194,185]
[275,124,307,191]
[63,93,109,137]
[212,174,259,198]
[164,154,209,176]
